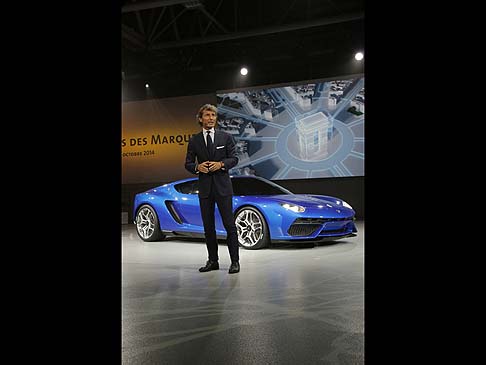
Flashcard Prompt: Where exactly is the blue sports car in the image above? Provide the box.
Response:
[133,175,357,249]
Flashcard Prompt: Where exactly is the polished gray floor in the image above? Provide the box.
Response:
[122,221,364,364]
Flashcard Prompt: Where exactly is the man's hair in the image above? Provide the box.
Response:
[196,104,218,125]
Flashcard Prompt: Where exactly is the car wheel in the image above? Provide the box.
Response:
[235,207,269,249]
[135,204,166,242]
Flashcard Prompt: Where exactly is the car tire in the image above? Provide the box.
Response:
[135,204,166,242]
[235,206,269,250]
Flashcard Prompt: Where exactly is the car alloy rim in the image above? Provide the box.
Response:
[235,209,263,247]
[136,207,156,239]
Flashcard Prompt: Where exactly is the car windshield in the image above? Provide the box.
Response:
[231,177,293,195]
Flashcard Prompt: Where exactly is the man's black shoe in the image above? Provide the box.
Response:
[199,260,219,272]
[228,261,240,274]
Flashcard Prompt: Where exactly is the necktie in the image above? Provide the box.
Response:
[206,130,213,158]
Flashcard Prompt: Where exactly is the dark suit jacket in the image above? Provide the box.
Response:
[184,130,239,198]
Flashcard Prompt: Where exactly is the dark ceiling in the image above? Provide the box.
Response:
[122,0,364,100]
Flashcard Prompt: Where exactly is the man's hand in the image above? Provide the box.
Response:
[208,161,223,172]
[197,161,210,173]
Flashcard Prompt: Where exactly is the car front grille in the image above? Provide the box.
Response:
[287,224,322,237]
[288,216,354,237]
[318,227,348,235]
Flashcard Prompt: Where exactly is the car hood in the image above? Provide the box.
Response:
[257,194,347,209]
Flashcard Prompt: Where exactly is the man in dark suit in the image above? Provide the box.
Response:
[184,104,240,274]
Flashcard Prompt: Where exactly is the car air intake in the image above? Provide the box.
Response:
[165,201,183,224]
[287,224,322,237]
[287,216,354,237]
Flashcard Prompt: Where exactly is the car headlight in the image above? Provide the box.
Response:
[279,203,305,213]
[342,200,353,209]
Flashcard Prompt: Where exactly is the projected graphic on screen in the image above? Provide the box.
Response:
[216,76,364,180]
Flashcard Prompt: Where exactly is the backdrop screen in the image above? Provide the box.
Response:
[122,93,215,184]
[217,76,364,179]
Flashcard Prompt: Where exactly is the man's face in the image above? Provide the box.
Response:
[199,109,217,130]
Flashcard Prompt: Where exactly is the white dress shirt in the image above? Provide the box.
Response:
[203,128,215,146]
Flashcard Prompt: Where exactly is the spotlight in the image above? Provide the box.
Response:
[354,52,364,61]
[145,83,150,88]
[240,67,248,76]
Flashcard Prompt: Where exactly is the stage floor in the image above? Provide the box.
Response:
[122,221,364,364]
